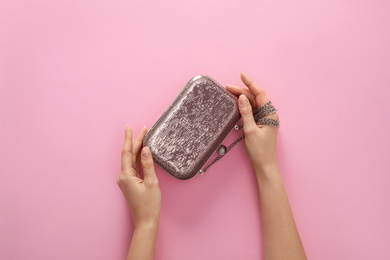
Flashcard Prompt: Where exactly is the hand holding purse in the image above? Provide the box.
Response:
[143,75,279,180]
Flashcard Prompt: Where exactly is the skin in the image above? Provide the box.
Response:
[226,73,307,260]
[117,72,306,260]
[117,126,161,260]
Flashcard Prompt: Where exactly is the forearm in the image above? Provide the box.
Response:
[127,221,159,260]
[255,164,306,260]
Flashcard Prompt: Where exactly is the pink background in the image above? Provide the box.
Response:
[1,0,390,259]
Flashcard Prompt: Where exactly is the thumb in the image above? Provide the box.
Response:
[238,94,257,133]
[140,146,158,183]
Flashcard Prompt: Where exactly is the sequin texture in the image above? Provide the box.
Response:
[143,76,241,180]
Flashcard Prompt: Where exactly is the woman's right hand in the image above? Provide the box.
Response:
[228,74,307,260]
[226,73,280,176]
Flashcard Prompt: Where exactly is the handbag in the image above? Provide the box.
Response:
[143,75,278,180]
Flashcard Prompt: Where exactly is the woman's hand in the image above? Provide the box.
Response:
[117,126,161,228]
[226,72,280,176]
[228,74,307,260]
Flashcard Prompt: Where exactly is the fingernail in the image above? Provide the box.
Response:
[142,147,151,157]
[239,94,249,105]
[241,72,247,77]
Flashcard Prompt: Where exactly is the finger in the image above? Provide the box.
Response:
[267,112,279,121]
[132,126,148,172]
[238,94,257,133]
[240,72,269,106]
[140,146,158,184]
[121,126,133,172]
[225,84,257,108]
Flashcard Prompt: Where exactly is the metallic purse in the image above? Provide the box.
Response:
[143,75,279,180]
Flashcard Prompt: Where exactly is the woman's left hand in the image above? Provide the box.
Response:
[117,126,161,228]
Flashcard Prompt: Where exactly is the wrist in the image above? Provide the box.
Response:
[134,217,160,231]
[253,162,281,180]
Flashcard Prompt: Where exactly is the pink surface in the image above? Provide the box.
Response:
[1,0,390,259]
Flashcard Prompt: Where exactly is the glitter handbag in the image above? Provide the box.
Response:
[143,75,279,180]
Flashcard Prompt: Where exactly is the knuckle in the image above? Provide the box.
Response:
[258,88,266,96]
[268,113,279,120]
[141,159,154,169]
[117,174,129,185]
[240,106,252,116]
[244,125,257,135]
[150,179,159,186]
[147,178,159,187]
